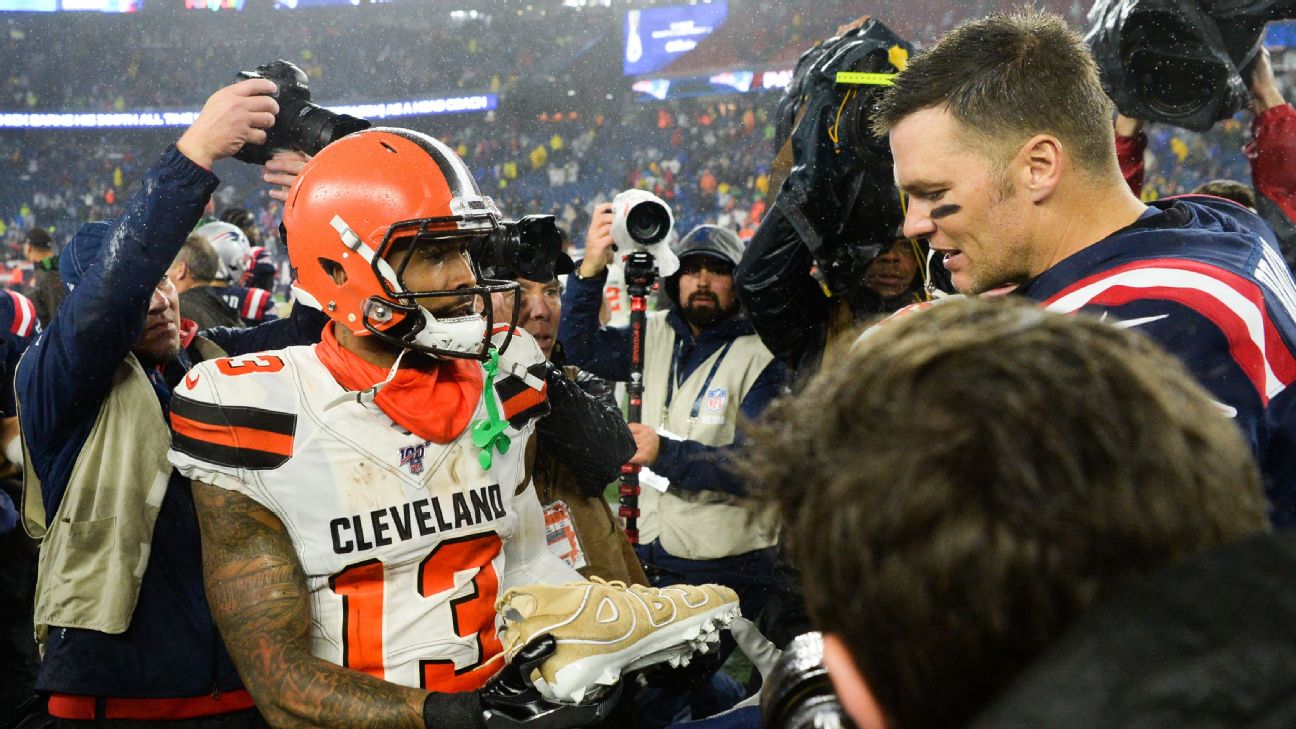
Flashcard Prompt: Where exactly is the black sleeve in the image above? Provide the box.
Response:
[735,202,830,373]
[536,364,634,497]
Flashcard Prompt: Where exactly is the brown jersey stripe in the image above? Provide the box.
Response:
[171,394,296,436]
[172,413,295,458]
[493,362,549,402]
[499,384,547,424]
[172,430,291,471]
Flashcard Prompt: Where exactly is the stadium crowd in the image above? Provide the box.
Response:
[1,3,1296,729]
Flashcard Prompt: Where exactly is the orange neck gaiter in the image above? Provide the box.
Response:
[314,324,483,444]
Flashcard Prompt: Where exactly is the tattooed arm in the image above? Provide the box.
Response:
[192,481,432,729]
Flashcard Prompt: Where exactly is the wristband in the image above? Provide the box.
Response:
[423,690,485,729]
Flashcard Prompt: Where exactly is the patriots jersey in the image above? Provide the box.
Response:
[1020,197,1296,525]
[0,289,38,416]
[214,283,278,327]
[167,329,577,692]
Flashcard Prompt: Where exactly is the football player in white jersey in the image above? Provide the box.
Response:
[168,128,737,729]
[169,127,611,728]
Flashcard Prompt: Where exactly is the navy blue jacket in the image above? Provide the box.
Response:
[558,269,785,498]
[16,145,327,698]
[1020,197,1296,527]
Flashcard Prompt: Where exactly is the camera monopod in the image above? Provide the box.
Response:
[619,250,659,545]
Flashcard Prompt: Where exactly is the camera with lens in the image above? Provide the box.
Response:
[760,632,855,729]
[234,59,372,165]
[1088,0,1294,131]
[609,189,679,277]
[471,214,567,282]
[770,18,916,297]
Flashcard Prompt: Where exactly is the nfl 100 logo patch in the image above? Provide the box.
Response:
[705,387,728,412]
[399,444,426,475]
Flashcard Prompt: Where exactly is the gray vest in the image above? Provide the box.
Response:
[638,311,780,559]
[21,340,225,646]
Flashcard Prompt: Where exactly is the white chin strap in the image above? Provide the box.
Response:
[410,307,489,358]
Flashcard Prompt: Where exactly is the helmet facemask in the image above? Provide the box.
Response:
[364,214,520,361]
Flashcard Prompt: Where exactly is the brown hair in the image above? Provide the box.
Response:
[871,9,1117,177]
[748,297,1267,729]
[1193,179,1257,209]
[173,233,221,283]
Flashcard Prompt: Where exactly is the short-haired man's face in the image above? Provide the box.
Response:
[677,256,737,330]
[498,277,562,359]
[863,240,920,300]
[890,107,1034,295]
[132,274,181,367]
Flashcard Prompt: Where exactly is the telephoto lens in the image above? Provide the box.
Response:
[609,189,679,276]
[760,633,856,729]
[610,189,673,247]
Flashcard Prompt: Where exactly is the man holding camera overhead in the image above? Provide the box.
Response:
[15,78,325,727]
[560,205,787,630]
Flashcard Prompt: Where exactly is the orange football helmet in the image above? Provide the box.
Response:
[283,127,518,359]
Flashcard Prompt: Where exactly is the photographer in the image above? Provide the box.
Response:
[736,217,933,382]
[15,78,327,728]
[560,207,786,636]
[1115,47,1296,259]
[735,17,942,385]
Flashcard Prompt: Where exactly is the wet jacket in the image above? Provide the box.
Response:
[558,268,785,499]
[1020,197,1296,526]
[967,531,1296,728]
[16,145,328,699]
[534,362,646,585]
[733,203,830,380]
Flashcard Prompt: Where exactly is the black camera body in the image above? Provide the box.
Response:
[1088,0,1295,131]
[235,59,371,164]
[471,214,567,283]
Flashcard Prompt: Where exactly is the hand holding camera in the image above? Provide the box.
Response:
[176,77,279,169]
[578,203,617,279]
[234,59,371,165]
[1249,47,1286,114]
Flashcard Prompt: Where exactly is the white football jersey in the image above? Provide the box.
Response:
[169,331,575,692]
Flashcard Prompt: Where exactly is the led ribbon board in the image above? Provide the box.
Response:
[0,94,498,129]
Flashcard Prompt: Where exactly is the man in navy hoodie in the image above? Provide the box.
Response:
[873,10,1296,527]
[15,77,326,727]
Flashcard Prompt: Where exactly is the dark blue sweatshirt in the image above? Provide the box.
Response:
[558,269,785,498]
[16,145,326,698]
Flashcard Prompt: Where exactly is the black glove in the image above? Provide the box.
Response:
[480,635,623,729]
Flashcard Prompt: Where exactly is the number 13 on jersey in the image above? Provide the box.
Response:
[328,532,504,692]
